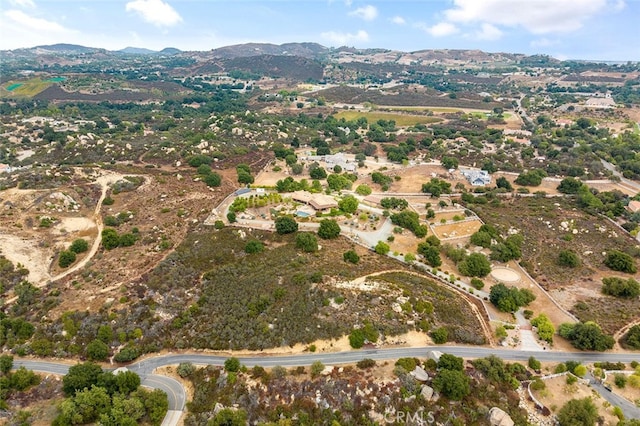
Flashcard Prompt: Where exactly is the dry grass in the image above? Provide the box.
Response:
[2,78,52,97]
[333,110,442,126]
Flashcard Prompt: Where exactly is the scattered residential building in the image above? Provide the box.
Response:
[291,191,338,211]
[627,200,640,213]
[304,152,357,172]
[460,168,492,186]
[584,96,616,109]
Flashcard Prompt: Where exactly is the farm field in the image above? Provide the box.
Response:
[1,78,53,97]
[333,110,443,126]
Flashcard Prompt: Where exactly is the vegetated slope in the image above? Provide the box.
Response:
[472,196,640,334]
[184,356,528,426]
[311,85,503,109]
[211,42,327,59]
[374,272,486,344]
[135,227,484,351]
[222,55,324,81]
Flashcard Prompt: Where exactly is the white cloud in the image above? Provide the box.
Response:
[391,16,406,25]
[420,22,459,37]
[475,23,502,40]
[125,0,182,27]
[9,0,35,8]
[348,5,378,21]
[0,9,78,49]
[321,29,369,45]
[530,37,559,48]
[344,0,353,6]
[4,9,72,33]
[613,0,625,11]
[443,0,609,34]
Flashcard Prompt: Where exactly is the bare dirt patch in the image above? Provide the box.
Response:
[531,375,619,423]
[430,219,482,240]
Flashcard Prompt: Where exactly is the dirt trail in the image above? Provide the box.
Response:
[49,172,127,283]
[1,171,130,295]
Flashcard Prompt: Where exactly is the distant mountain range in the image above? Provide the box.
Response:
[28,43,182,56]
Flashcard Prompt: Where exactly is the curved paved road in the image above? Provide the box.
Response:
[587,372,640,420]
[15,345,640,423]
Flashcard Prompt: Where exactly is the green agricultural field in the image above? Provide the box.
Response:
[333,110,443,126]
[2,78,53,97]
[383,106,492,113]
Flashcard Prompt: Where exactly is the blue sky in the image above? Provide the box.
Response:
[1,0,638,60]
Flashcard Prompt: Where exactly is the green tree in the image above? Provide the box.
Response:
[495,176,513,191]
[604,250,636,273]
[97,325,113,344]
[470,230,492,248]
[417,243,442,267]
[309,166,327,180]
[438,354,464,371]
[432,369,470,400]
[458,253,491,277]
[58,250,77,268]
[557,398,598,426]
[204,172,222,187]
[343,250,360,264]
[274,216,298,234]
[531,313,555,343]
[101,228,120,250]
[295,233,318,252]
[224,357,241,372]
[86,339,109,361]
[9,366,40,391]
[114,371,141,394]
[209,408,248,426]
[177,362,196,378]
[310,361,325,378]
[624,324,640,349]
[349,329,365,348]
[244,240,264,254]
[70,239,89,254]
[431,327,448,344]
[602,276,640,298]
[375,241,390,255]
[355,184,372,195]
[338,195,359,214]
[441,156,459,169]
[318,219,341,239]
[0,354,13,374]
[489,283,536,312]
[62,362,104,396]
[558,250,580,267]
[226,211,236,223]
[557,177,583,194]
[528,356,541,371]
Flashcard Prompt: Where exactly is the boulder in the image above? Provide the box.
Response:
[420,385,434,401]
[488,407,514,426]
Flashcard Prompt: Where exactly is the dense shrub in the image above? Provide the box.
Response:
[70,239,89,254]
[58,250,77,268]
[558,322,614,351]
[343,250,360,264]
[317,219,341,239]
[244,240,264,254]
[604,250,637,273]
[295,233,318,253]
[558,249,580,267]
[489,283,535,312]
[274,216,298,235]
[601,276,640,298]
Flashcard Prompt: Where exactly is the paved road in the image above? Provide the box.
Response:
[15,345,640,423]
[13,360,186,425]
[587,372,640,420]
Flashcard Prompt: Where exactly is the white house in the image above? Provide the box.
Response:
[460,169,492,186]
